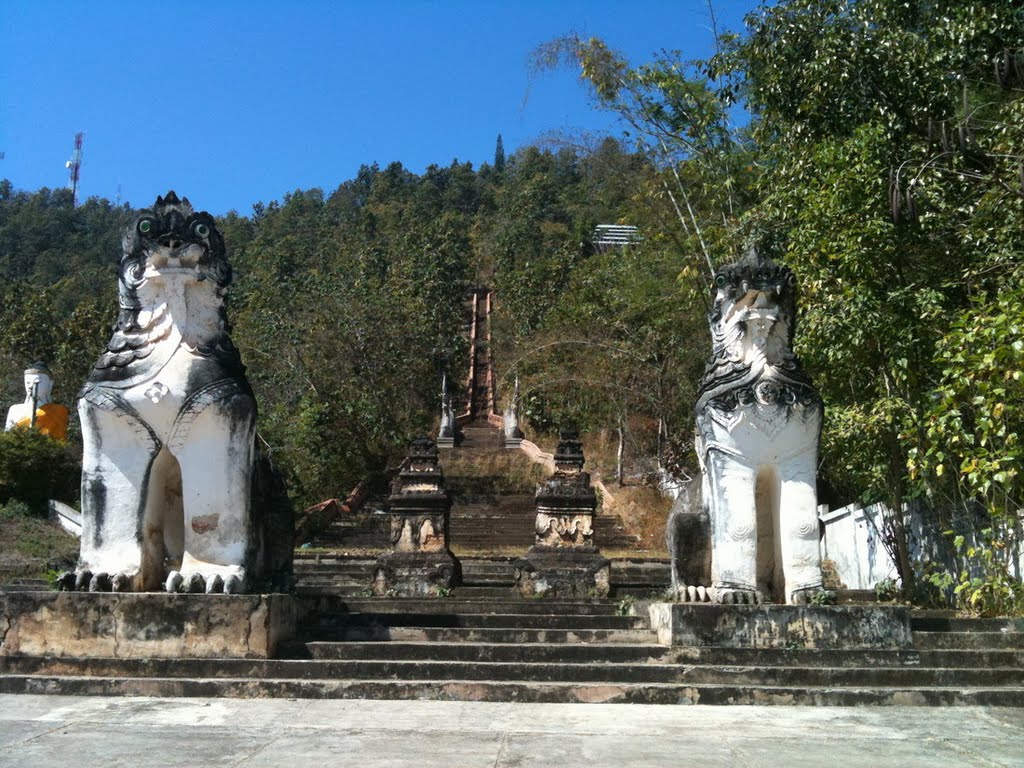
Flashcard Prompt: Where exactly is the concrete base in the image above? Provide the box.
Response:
[436,436,455,449]
[648,603,912,649]
[373,551,462,597]
[0,592,299,659]
[514,547,610,599]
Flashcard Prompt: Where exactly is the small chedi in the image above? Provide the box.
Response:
[374,436,461,596]
[515,430,610,597]
[4,361,69,441]
[62,192,292,595]
[668,248,824,604]
[502,377,524,448]
[436,374,457,449]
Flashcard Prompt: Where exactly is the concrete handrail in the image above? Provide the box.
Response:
[294,480,370,546]
[592,476,616,510]
[49,500,82,537]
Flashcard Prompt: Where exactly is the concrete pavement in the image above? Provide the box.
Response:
[1,695,1022,767]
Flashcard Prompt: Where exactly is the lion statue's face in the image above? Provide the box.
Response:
[118,192,230,325]
[709,252,798,370]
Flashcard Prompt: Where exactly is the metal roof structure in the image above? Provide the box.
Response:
[592,224,641,251]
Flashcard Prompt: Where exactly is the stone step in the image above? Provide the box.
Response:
[913,631,1024,650]
[0,579,51,593]
[297,585,524,599]
[294,562,378,573]
[609,586,667,598]
[2,674,1022,706]
[303,598,631,616]
[449,538,532,547]
[3,655,1021,688]
[292,641,667,662]
[449,505,536,514]
[295,571,667,595]
[611,564,671,581]
[910,616,1024,632]
[666,646,1024,668]
[299,625,658,644]
[290,641,1024,669]
[302,612,650,630]
[461,557,517,568]
[460,576,515,586]
[448,586,522,598]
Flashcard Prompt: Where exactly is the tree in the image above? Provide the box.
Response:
[543,0,1024,601]
[494,133,506,173]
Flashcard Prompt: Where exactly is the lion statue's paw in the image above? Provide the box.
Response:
[671,584,712,603]
[57,569,138,592]
[788,586,823,605]
[165,569,244,594]
[711,586,765,605]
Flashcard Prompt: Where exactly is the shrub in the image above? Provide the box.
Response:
[809,589,837,606]
[0,428,79,515]
[874,578,900,602]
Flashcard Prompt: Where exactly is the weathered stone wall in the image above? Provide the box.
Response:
[820,499,1024,590]
[819,503,897,590]
[0,592,298,659]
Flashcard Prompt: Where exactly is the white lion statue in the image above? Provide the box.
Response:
[669,248,824,605]
[64,192,291,594]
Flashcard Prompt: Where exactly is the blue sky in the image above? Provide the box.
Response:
[1,0,761,215]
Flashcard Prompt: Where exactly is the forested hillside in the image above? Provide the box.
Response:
[1,139,691,508]
[1,0,1021,607]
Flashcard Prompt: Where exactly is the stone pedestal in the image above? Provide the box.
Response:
[0,592,298,659]
[373,551,461,597]
[647,603,912,649]
[374,437,461,596]
[515,546,610,599]
[515,431,609,598]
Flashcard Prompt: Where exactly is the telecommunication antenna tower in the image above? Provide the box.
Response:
[65,132,84,206]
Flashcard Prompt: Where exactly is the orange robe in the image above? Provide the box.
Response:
[13,403,70,442]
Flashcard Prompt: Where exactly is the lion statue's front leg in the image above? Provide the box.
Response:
[76,399,163,592]
[163,389,256,594]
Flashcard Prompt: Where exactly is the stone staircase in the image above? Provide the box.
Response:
[1,598,1021,704]
[301,510,390,550]
[441,428,640,552]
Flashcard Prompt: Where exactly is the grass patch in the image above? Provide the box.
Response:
[441,449,548,494]
[0,501,79,584]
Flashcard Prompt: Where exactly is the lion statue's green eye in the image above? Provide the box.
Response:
[194,222,210,238]
[715,274,726,287]
[138,219,153,234]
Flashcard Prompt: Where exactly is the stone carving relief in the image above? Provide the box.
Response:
[535,512,594,548]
